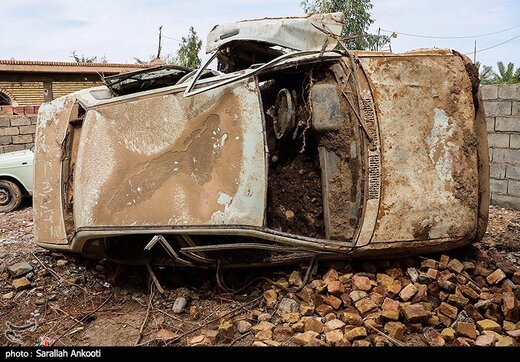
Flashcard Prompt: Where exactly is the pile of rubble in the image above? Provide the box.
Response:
[198,255,520,347]
[1,206,520,347]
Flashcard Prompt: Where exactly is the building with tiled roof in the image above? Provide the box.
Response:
[0,59,148,109]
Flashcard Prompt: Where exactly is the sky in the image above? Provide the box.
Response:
[0,0,519,70]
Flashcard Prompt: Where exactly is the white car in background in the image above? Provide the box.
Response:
[0,147,34,212]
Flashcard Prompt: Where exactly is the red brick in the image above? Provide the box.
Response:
[0,106,14,116]
[24,106,36,116]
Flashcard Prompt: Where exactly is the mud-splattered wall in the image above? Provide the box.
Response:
[483,84,520,210]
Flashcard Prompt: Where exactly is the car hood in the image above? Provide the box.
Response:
[0,149,34,169]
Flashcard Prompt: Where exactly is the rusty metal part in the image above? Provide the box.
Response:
[272,88,296,139]
[180,243,321,254]
[357,51,480,244]
[184,50,343,97]
[144,235,196,268]
[177,235,214,265]
[206,13,344,54]
[34,96,77,245]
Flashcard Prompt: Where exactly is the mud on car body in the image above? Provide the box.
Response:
[33,13,489,268]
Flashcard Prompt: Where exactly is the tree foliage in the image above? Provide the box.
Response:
[476,61,520,85]
[476,61,496,85]
[134,27,201,68]
[71,51,107,64]
[495,62,520,84]
[301,0,389,50]
[176,26,202,69]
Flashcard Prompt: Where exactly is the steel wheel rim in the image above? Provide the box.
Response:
[0,187,11,206]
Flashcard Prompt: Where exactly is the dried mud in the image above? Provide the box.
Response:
[267,147,324,239]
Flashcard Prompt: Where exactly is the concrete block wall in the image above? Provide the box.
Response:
[0,115,37,153]
[483,84,520,210]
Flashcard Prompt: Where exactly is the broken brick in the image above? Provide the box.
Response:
[447,293,469,308]
[323,295,342,310]
[421,259,440,270]
[399,283,418,302]
[383,321,406,341]
[476,319,502,333]
[487,269,507,285]
[502,291,519,322]
[315,304,333,317]
[441,328,456,342]
[369,292,385,307]
[474,266,492,277]
[458,284,479,300]
[495,336,516,347]
[437,302,458,320]
[454,321,477,340]
[293,331,324,346]
[426,268,439,280]
[381,298,400,321]
[475,334,497,347]
[354,297,378,315]
[273,325,293,342]
[447,259,465,274]
[424,329,445,347]
[327,280,345,295]
[300,302,314,316]
[304,318,324,333]
[352,275,372,292]
[323,269,339,283]
[349,290,368,302]
[403,303,430,323]
[263,289,277,306]
[341,310,363,326]
[12,277,31,292]
[325,319,345,330]
[376,273,394,287]
[324,330,344,344]
[387,281,402,298]
[343,326,367,341]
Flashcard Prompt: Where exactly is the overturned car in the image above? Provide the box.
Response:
[34,13,489,268]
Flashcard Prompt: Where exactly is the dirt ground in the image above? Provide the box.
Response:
[0,201,519,347]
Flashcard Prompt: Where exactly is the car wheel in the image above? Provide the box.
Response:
[0,180,23,213]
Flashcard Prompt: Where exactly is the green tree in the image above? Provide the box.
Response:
[70,50,107,64]
[475,61,496,85]
[475,61,520,85]
[301,0,389,50]
[494,61,520,84]
[176,26,202,69]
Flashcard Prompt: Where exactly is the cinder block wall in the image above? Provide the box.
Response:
[482,84,520,210]
[0,115,37,153]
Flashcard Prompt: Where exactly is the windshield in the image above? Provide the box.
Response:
[103,65,192,96]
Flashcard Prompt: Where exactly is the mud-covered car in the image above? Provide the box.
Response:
[0,147,34,213]
[33,13,489,268]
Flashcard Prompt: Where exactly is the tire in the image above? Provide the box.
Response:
[0,180,23,213]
